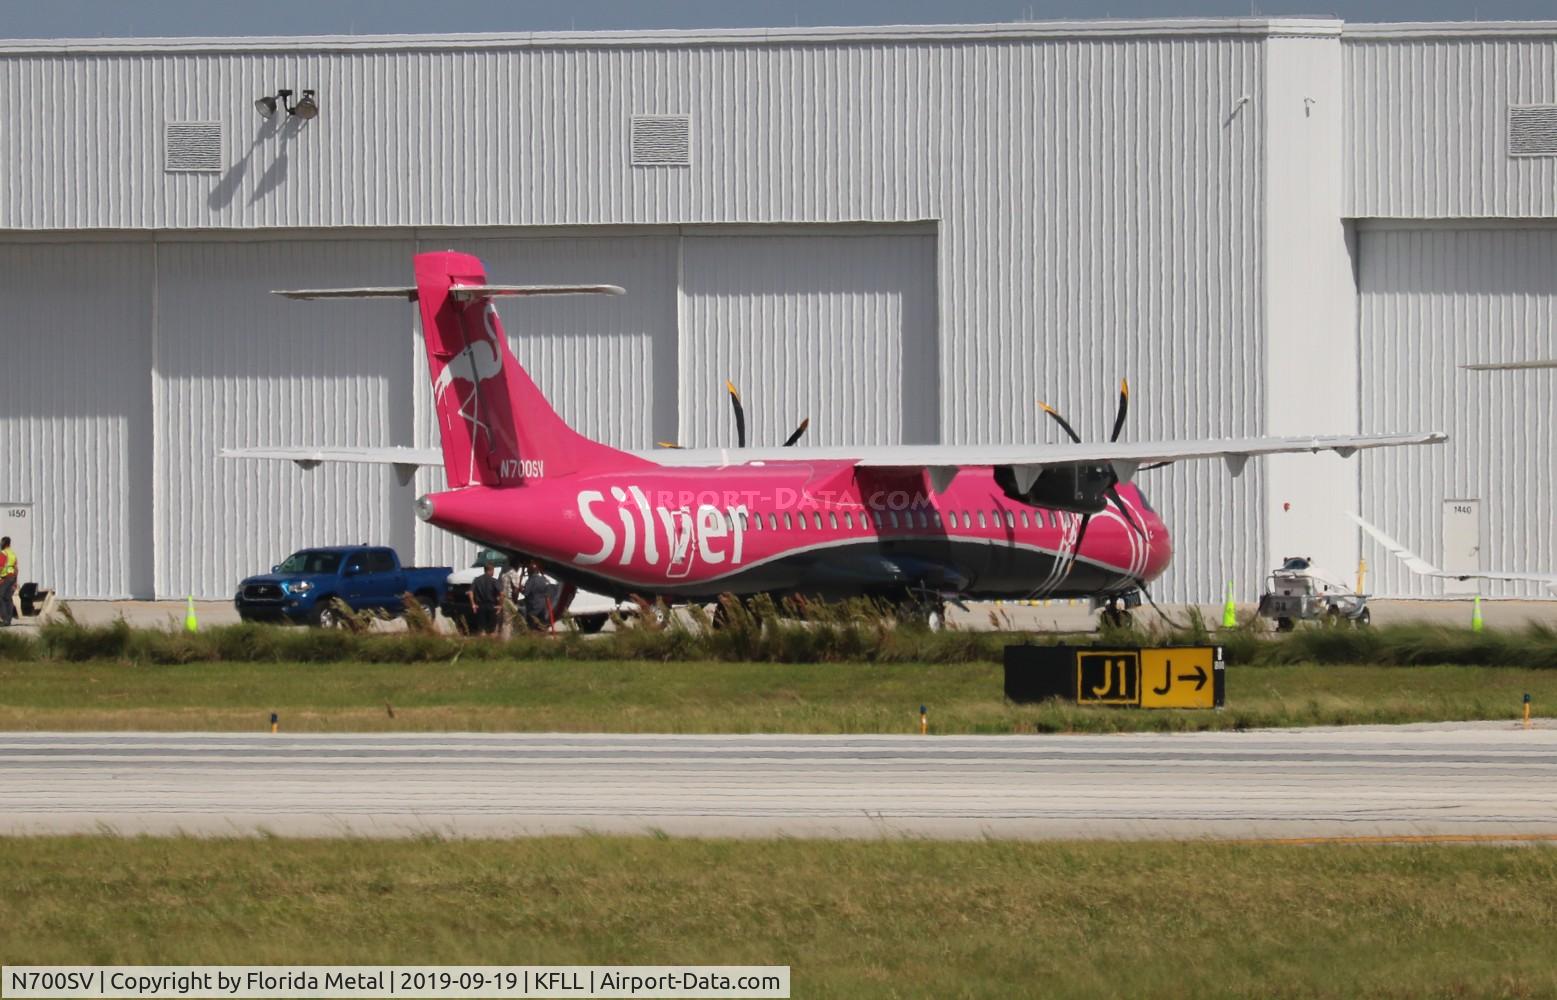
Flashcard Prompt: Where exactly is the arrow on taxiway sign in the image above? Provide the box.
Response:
[1177,664,1208,691]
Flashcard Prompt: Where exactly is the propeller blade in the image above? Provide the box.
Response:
[1105,484,1147,538]
[783,417,810,447]
[1070,511,1094,556]
[1139,461,1172,472]
[725,380,747,448]
[1109,378,1129,443]
[655,441,682,449]
[1038,401,1083,444]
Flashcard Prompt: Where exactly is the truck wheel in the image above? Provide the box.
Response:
[1276,617,1294,632]
[1353,607,1371,627]
[574,613,608,634]
[413,591,437,618]
[312,601,342,629]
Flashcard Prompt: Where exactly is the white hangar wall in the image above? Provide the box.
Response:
[1345,24,1557,597]
[0,20,1391,601]
[0,240,154,599]
[1345,24,1557,218]
[1358,223,1557,598]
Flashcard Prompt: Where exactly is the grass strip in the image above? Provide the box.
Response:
[6,609,1557,669]
[2,835,1554,998]
[0,658,1551,733]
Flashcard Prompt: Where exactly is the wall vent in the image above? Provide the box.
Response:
[1508,105,1557,157]
[164,121,223,172]
[630,115,691,166]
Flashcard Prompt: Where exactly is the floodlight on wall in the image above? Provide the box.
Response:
[253,88,319,120]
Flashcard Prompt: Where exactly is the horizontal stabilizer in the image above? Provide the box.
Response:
[275,284,625,301]
[222,446,443,467]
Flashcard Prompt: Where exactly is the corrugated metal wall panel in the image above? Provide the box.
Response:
[679,232,938,449]
[3,27,1276,601]
[1359,224,1557,596]
[0,42,940,230]
[411,234,679,571]
[0,241,153,597]
[1345,35,1557,217]
[933,37,1266,603]
[154,237,416,598]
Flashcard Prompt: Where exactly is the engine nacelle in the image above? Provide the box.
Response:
[993,463,1111,515]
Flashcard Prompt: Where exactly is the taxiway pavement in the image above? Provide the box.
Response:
[2,726,1554,840]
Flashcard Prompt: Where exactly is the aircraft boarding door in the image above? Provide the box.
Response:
[1441,499,1481,595]
[0,504,32,584]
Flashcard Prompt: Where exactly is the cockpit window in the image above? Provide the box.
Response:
[1282,557,1311,570]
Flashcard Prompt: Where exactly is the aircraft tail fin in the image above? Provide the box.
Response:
[412,251,650,487]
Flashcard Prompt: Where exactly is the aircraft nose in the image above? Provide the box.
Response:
[414,495,435,522]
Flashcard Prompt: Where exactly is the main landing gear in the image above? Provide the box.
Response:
[896,595,947,631]
[1097,594,1136,630]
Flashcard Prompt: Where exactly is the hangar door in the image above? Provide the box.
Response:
[0,242,153,599]
[679,232,939,448]
[1358,224,1557,597]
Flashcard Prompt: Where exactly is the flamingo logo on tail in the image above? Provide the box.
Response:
[432,304,507,478]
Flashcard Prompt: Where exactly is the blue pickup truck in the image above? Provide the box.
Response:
[235,546,452,626]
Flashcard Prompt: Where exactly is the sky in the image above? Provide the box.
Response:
[2,0,1555,40]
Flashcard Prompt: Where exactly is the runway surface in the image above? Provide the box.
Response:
[2,726,1555,840]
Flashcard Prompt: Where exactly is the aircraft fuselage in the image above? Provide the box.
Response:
[418,459,1171,602]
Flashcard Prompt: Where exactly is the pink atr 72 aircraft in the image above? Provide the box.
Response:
[227,251,1446,619]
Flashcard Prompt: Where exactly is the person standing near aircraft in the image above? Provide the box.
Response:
[498,556,524,631]
[0,537,16,626]
[521,560,558,631]
[469,561,502,635]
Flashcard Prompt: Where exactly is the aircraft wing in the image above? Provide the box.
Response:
[1348,512,1557,592]
[1462,359,1557,371]
[226,432,1446,484]
[648,432,1448,477]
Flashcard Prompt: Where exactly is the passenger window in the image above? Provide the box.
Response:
[843,512,854,529]
[873,511,883,528]
[962,512,972,529]
[1019,511,1030,528]
[798,513,807,531]
[769,513,778,530]
[813,513,824,530]
[784,513,793,530]
[977,512,987,529]
[918,511,929,529]
[829,512,839,530]
[1004,511,1015,529]
[888,511,899,528]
